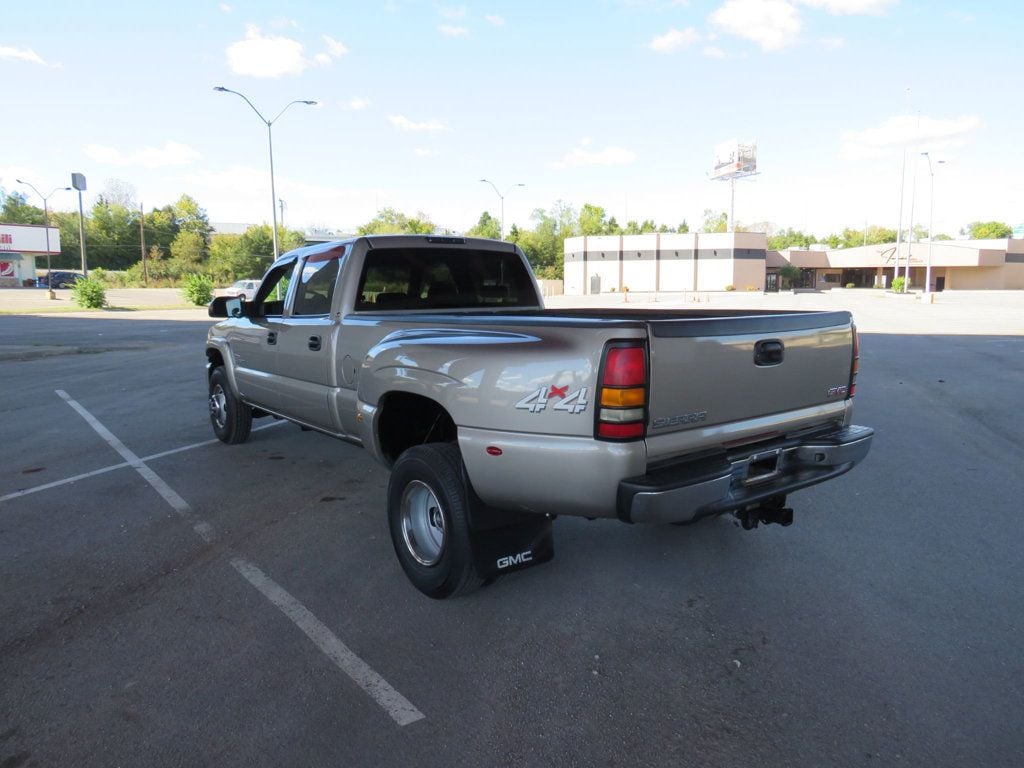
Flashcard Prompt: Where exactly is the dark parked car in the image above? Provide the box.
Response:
[42,271,85,288]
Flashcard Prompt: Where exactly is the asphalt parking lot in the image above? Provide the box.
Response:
[1,297,1023,767]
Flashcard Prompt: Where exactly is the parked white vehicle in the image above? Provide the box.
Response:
[221,279,260,301]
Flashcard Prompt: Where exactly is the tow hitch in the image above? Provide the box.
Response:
[736,495,793,530]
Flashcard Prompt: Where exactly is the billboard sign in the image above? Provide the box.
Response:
[0,224,62,254]
[712,139,757,180]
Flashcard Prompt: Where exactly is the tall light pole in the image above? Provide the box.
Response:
[214,86,317,259]
[478,179,525,240]
[16,179,70,296]
[921,152,945,295]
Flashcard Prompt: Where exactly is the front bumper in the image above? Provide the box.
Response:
[618,425,874,524]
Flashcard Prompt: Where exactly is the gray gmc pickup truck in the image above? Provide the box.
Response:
[206,235,872,598]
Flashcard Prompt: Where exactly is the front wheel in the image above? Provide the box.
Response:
[208,366,252,444]
[387,443,482,599]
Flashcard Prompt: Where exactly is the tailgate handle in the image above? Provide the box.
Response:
[267,331,277,346]
[754,339,784,366]
[308,335,322,351]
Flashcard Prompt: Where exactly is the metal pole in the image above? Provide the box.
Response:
[140,202,148,285]
[214,87,317,260]
[906,136,920,292]
[926,160,933,295]
[479,179,524,240]
[729,177,736,232]
[267,122,279,258]
[77,190,88,276]
[15,180,69,297]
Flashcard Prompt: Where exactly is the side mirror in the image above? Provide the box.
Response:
[208,295,247,318]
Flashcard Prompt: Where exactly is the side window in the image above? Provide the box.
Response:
[293,256,341,316]
[356,252,413,309]
[252,259,296,317]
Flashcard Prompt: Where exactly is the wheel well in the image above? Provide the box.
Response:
[206,348,224,376]
[378,392,457,465]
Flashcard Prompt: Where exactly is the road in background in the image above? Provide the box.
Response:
[0,300,1022,767]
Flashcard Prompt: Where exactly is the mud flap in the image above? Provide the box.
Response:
[470,515,555,580]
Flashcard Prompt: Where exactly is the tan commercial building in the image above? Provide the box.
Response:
[563,233,1024,293]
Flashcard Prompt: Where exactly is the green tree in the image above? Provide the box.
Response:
[778,264,800,289]
[768,228,813,250]
[578,203,609,236]
[964,221,1012,239]
[166,229,207,278]
[466,211,501,239]
[1,191,45,224]
[208,234,264,283]
[677,220,690,234]
[173,194,212,236]
[358,207,436,235]
[700,209,728,233]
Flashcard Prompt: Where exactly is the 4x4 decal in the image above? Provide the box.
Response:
[515,385,589,414]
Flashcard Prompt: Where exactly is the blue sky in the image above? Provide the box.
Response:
[2,0,1021,238]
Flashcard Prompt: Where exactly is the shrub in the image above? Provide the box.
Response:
[71,277,107,309]
[746,285,758,291]
[845,282,856,289]
[181,273,215,306]
[891,276,906,293]
[724,284,735,291]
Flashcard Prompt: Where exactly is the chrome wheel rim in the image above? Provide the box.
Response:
[209,384,228,429]
[400,480,446,566]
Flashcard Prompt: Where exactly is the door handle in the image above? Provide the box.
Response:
[267,331,277,345]
[308,335,322,351]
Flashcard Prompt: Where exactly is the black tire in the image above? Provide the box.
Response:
[208,367,252,444]
[387,443,483,599]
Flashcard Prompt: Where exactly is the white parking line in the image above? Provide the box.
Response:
[0,421,284,504]
[232,558,425,726]
[48,390,424,726]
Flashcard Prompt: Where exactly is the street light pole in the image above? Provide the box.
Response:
[478,179,525,240]
[921,152,945,296]
[214,86,317,259]
[16,179,71,297]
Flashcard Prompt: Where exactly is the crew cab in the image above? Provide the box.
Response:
[206,235,872,598]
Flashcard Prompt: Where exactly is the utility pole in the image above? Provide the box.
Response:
[139,202,149,285]
[279,198,286,227]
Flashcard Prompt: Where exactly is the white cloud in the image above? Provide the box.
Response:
[702,45,728,58]
[438,24,469,37]
[437,5,467,19]
[648,27,700,53]
[795,0,895,14]
[270,17,299,29]
[346,97,370,111]
[485,14,506,26]
[322,34,347,57]
[218,3,233,12]
[84,140,202,168]
[709,0,802,51]
[389,114,445,131]
[226,25,309,77]
[414,148,438,157]
[552,138,637,170]
[0,44,50,66]
[314,53,332,66]
[840,114,983,160]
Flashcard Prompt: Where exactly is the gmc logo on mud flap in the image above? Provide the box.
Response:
[497,551,533,569]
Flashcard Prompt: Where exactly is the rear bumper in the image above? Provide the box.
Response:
[618,425,873,524]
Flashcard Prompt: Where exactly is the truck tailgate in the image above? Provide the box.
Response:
[646,311,853,439]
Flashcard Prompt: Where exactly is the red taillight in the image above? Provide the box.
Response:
[849,325,860,397]
[604,347,646,386]
[597,342,648,441]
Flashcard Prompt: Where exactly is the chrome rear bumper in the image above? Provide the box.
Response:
[619,425,873,524]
